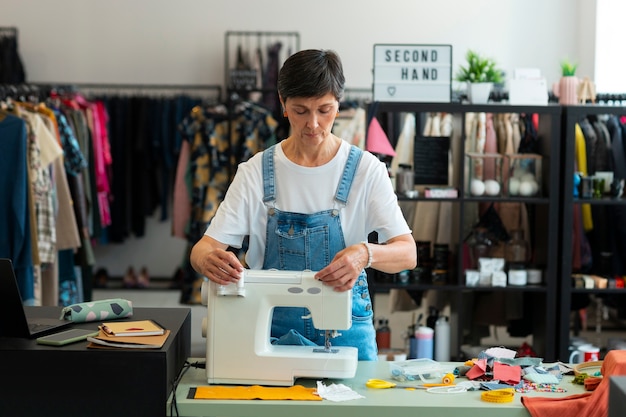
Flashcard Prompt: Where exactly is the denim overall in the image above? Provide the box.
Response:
[261,144,377,360]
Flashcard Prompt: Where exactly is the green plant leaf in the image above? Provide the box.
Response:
[560,59,577,76]
[456,49,503,83]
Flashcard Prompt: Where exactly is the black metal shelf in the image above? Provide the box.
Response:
[396,195,551,204]
[571,197,626,206]
[371,282,548,293]
[557,105,626,362]
[369,101,562,361]
[570,288,626,294]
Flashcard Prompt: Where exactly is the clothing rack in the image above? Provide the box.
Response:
[32,82,223,102]
[342,87,373,109]
[595,93,626,105]
[224,30,300,90]
[0,83,41,102]
[0,27,17,37]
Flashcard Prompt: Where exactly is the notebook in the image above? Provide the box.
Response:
[0,258,71,338]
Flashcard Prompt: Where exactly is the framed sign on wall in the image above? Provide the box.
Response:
[373,44,452,102]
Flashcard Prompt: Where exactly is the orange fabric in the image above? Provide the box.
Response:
[194,385,322,401]
[522,350,626,417]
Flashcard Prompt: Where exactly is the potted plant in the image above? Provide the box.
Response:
[456,50,503,104]
[553,59,579,105]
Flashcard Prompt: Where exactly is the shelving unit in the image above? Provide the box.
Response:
[557,104,626,361]
[367,102,562,361]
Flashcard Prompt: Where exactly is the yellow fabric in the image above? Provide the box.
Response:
[574,123,593,231]
[194,385,322,401]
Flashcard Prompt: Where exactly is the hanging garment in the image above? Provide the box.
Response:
[579,118,598,175]
[20,109,58,266]
[179,101,277,243]
[172,139,192,240]
[591,118,613,173]
[0,30,26,83]
[0,113,35,303]
[575,123,593,232]
[510,113,521,153]
[390,112,416,178]
[483,113,497,180]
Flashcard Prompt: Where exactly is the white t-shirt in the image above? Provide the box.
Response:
[205,140,412,269]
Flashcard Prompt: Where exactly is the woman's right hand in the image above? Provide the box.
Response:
[190,236,243,285]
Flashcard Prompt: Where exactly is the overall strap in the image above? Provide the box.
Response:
[334,145,363,205]
[263,143,363,205]
[262,144,277,203]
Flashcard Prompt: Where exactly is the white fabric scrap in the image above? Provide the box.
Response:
[484,346,517,359]
[316,381,365,402]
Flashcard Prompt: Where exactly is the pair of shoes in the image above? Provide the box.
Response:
[136,267,150,288]
[94,268,109,288]
[169,267,184,289]
[123,267,137,288]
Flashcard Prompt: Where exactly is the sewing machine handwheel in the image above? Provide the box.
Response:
[200,280,210,305]
[201,317,207,338]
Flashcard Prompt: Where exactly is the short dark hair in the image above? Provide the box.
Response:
[277,49,345,102]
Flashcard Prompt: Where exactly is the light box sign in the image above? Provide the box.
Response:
[373,44,452,102]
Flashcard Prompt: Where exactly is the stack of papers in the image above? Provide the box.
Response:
[87,320,169,349]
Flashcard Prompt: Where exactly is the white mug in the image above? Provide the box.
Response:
[569,344,599,364]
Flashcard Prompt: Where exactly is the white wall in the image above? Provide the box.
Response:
[1,0,598,278]
[595,0,626,92]
[3,0,592,90]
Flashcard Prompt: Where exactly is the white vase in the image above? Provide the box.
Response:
[468,82,493,104]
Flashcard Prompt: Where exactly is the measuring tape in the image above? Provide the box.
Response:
[481,388,515,403]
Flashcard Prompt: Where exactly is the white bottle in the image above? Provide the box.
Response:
[434,316,451,361]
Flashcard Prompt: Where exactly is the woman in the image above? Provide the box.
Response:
[190,49,416,360]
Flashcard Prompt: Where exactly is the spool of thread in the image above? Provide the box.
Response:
[441,373,455,385]
[415,326,434,360]
[434,316,451,362]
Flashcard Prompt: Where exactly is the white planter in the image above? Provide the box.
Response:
[468,82,493,104]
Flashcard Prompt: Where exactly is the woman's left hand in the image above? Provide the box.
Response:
[314,244,368,292]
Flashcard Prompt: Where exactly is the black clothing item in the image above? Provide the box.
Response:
[0,31,26,83]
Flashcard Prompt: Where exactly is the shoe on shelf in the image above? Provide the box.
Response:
[137,267,150,288]
[123,267,137,288]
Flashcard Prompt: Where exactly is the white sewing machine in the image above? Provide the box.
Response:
[200,269,358,386]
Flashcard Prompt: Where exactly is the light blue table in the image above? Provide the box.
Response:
[166,359,586,417]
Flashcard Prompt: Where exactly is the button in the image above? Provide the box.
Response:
[288,287,303,293]
[308,288,321,294]
[331,209,339,217]
[268,208,275,216]
[365,304,372,311]
[361,292,368,299]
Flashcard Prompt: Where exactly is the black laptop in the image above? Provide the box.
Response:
[0,258,71,338]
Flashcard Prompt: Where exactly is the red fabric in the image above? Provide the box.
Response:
[466,359,487,380]
[522,350,626,417]
[493,361,521,385]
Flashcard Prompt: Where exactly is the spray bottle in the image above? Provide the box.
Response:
[434,315,451,361]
